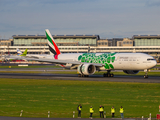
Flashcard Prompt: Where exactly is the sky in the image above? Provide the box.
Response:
[0,0,160,39]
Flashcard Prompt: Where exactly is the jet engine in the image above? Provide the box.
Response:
[77,64,96,75]
[123,70,139,74]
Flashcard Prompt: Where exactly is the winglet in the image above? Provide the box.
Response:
[45,29,61,56]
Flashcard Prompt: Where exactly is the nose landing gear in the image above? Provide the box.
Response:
[144,74,148,78]
[144,69,149,79]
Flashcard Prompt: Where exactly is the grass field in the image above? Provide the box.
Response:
[0,78,159,118]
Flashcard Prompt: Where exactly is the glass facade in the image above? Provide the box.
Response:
[135,39,160,46]
[14,38,47,46]
[133,35,160,46]
[13,35,99,46]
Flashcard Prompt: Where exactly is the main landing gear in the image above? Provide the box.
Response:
[144,69,149,79]
[103,70,114,77]
[78,74,89,77]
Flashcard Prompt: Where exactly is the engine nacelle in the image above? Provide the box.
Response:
[123,70,139,74]
[77,64,96,75]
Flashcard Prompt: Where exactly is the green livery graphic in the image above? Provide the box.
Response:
[78,53,116,69]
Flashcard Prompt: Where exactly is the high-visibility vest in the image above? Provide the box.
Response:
[111,108,115,113]
[79,106,82,111]
[99,107,104,112]
[90,108,94,113]
[120,108,123,113]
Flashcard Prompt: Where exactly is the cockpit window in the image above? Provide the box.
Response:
[147,58,155,61]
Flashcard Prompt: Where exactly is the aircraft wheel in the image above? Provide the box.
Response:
[110,73,114,77]
[103,73,107,77]
[84,75,89,77]
[78,74,84,77]
[107,74,111,77]
[144,75,148,79]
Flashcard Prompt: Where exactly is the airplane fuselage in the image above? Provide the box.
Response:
[55,52,156,71]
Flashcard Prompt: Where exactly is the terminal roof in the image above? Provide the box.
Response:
[12,35,100,39]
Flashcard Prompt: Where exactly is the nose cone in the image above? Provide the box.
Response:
[152,60,157,68]
[149,60,157,68]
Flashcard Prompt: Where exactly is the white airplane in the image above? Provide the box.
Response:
[9,29,157,78]
[17,48,53,59]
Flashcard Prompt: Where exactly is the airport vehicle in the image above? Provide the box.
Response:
[9,29,157,78]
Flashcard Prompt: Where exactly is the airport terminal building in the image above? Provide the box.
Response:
[133,35,160,46]
[13,34,99,46]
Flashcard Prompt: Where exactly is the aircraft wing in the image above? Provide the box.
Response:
[6,55,103,67]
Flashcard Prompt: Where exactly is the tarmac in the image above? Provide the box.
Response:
[0,72,160,83]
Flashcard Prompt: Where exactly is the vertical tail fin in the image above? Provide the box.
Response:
[45,29,61,55]
[19,49,27,56]
[17,48,22,55]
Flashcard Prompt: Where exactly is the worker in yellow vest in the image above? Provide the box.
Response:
[89,106,94,119]
[111,106,115,118]
[77,104,82,118]
[119,106,124,118]
[99,105,104,118]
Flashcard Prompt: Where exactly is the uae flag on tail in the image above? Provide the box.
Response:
[45,29,61,55]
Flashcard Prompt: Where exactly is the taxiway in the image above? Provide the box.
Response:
[0,72,160,83]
